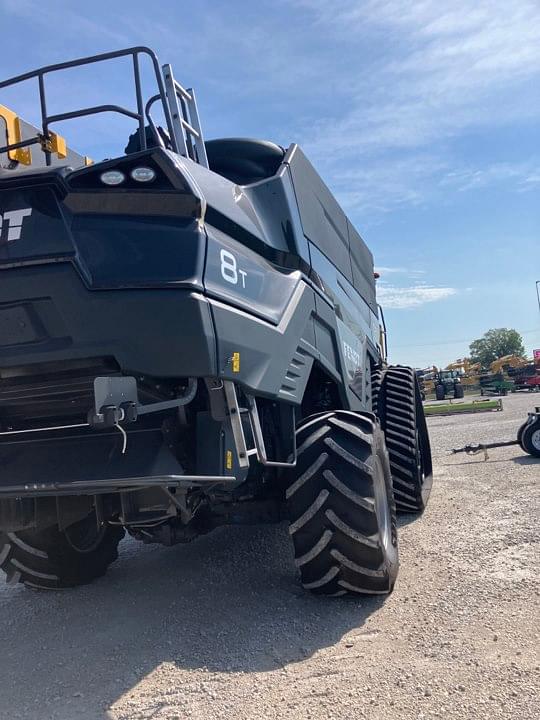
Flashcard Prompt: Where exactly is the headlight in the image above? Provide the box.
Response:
[100,170,126,186]
[131,166,156,183]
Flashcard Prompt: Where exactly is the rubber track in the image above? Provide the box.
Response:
[372,365,433,513]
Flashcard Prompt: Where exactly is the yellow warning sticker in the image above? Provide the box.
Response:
[225,450,233,470]
[232,352,240,373]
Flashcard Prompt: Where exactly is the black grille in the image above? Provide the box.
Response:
[0,357,120,425]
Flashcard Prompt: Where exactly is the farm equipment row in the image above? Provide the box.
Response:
[418,355,540,399]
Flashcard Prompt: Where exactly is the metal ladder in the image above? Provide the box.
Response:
[162,64,208,168]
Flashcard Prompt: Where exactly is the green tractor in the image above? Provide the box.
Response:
[434,370,465,401]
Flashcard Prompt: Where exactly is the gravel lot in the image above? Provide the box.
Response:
[0,392,538,720]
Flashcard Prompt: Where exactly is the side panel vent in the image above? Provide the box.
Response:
[278,342,313,402]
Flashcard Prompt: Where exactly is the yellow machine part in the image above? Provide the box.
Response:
[48,131,67,159]
[490,355,528,374]
[0,104,32,165]
[1,104,70,165]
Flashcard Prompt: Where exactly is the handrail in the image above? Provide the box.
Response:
[0,46,177,164]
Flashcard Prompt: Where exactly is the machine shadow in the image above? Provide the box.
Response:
[0,523,385,719]
[511,454,539,465]
[396,512,422,528]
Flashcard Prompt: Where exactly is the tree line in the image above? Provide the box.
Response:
[468,328,526,368]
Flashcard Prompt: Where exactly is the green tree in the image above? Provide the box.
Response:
[469,328,526,368]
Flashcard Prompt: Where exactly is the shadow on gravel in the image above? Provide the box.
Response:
[0,523,385,719]
[512,455,539,465]
[396,513,423,528]
[448,454,537,466]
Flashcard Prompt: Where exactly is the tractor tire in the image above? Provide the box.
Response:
[517,421,528,450]
[287,411,398,596]
[0,512,124,589]
[435,384,446,401]
[373,366,433,514]
[454,384,464,399]
[521,419,540,458]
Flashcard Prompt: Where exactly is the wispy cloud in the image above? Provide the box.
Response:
[375,266,426,279]
[0,0,130,46]
[441,161,540,193]
[295,0,540,213]
[1,0,537,217]
[377,283,458,309]
[375,266,408,274]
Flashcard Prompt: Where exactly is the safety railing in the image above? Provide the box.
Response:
[0,46,207,167]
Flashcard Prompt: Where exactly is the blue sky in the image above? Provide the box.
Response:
[1,0,539,367]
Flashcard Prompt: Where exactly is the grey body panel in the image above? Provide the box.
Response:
[285,145,377,315]
[0,264,217,378]
[0,143,380,411]
[189,146,380,408]
[286,145,353,284]
[204,225,301,325]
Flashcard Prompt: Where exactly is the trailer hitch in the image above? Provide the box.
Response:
[451,439,519,461]
[452,407,540,460]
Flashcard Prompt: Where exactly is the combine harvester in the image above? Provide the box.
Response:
[0,47,433,594]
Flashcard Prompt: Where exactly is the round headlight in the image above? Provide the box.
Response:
[131,166,156,183]
[100,170,125,186]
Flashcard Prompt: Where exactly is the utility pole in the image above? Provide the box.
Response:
[536,280,540,313]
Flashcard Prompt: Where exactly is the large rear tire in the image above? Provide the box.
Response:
[287,411,398,596]
[373,366,433,514]
[0,512,124,589]
[435,384,446,401]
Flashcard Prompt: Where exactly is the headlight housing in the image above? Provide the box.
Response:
[130,166,156,183]
[100,170,126,186]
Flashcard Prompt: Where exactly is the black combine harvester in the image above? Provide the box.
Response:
[0,48,432,595]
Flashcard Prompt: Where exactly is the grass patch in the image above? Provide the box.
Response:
[424,400,501,416]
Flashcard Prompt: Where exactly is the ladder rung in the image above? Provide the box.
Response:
[162,62,208,168]
[173,80,192,102]
[180,119,200,138]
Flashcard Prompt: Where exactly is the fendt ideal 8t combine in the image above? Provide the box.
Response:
[0,48,432,596]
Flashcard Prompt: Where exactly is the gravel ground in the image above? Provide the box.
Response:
[0,393,538,720]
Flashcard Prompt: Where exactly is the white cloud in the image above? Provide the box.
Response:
[295,0,540,214]
[377,283,458,309]
[2,0,537,217]
[375,266,427,279]
[441,162,540,192]
[375,266,408,274]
